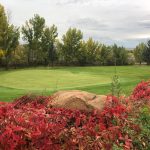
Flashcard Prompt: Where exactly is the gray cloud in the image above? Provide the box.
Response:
[56,0,86,5]
[138,20,150,28]
[70,18,108,31]
[56,0,100,5]
[0,0,150,48]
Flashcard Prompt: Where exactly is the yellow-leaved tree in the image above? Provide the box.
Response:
[0,4,20,69]
[0,49,5,58]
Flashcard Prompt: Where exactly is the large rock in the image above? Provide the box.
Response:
[49,90,107,111]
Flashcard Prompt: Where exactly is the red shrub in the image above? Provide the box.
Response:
[0,95,133,150]
[0,80,150,149]
[132,80,150,101]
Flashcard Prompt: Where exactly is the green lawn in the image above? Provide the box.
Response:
[0,66,150,102]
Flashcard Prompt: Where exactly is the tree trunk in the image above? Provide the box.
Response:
[5,55,9,70]
[28,49,31,66]
[51,44,54,67]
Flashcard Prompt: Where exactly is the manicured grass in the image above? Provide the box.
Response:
[0,66,150,102]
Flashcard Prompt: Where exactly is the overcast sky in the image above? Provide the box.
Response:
[0,0,150,48]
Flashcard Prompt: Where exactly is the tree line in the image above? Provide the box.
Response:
[134,42,150,65]
[0,4,150,69]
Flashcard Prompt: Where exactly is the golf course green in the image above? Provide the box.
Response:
[0,66,150,101]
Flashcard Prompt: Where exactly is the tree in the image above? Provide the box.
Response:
[4,25,20,68]
[11,45,28,67]
[75,41,87,65]
[128,52,135,65]
[100,45,112,65]
[134,42,146,64]
[111,72,121,97]
[22,14,45,65]
[84,38,101,65]
[0,4,20,69]
[41,25,58,66]
[143,40,150,65]
[0,49,4,58]
[60,28,83,65]
[0,49,5,66]
[112,44,128,65]
[0,4,8,48]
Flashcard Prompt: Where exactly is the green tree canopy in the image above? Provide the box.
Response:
[60,28,83,64]
[134,42,146,64]
[0,4,8,49]
[41,25,58,66]
[143,40,150,65]
[112,44,128,65]
[22,14,45,65]
[100,45,112,65]
[0,4,20,69]
[84,37,101,65]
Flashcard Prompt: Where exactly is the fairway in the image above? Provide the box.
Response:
[0,66,150,101]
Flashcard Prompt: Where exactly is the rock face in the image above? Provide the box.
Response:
[49,90,107,111]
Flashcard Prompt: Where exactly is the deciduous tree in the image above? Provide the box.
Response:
[100,45,112,65]
[41,25,58,66]
[143,40,150,65]
[60,28,83,65]
[22,14,45,65]
[84,38,101,65]
[134,42,146,64]
[112,44,128,65]
[0,4,20,69]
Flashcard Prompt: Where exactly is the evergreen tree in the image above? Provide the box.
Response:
[143,40,150,65]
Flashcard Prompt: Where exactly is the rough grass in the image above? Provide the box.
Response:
[0,66,150,101]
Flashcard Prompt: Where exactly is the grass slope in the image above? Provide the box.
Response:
[0,66,150,101]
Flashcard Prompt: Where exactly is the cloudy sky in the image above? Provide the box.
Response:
[0,0,150,48]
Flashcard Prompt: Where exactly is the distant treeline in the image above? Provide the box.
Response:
[0,4,150,69]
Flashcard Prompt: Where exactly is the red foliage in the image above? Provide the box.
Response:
[0,96,133,150]
[0,81,150,150]
[132,80,150,101]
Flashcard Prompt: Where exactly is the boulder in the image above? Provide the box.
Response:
[49,90,107,111]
